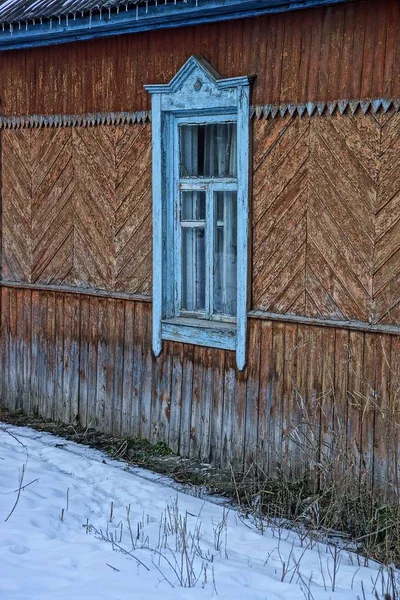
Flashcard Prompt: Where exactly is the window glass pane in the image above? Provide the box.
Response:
[181,190,206,221]
[179,123,237,178]
[214,191,237,316]
[181,228,206,312]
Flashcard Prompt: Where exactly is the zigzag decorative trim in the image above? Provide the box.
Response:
[251,98,400,119]
[0,110,151,129]
[1,98,399,129]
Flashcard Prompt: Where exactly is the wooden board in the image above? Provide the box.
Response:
[0,0,397,114]
[0,285,399,500]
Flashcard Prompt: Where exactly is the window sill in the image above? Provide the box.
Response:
[161,317,236,351]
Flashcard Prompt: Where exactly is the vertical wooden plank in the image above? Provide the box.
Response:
[121,300,135,437]
[280,11,302,104]
[139,303,153,441]
[169,342,184,455]
[294,324,309,480]
[200,347,214,463]
[21,288,32,414]
[8,287,18,411]
[257,320,273,472]
[268,322,284,473]
[45,291,56,420]
[209,348,226,467]
[307,326,324,488]
[373,334,391,499]
[341,329,358,486]
[54,293,65,423]
[190,346,205,459]
[244,319,261,469]
[131,301,145,438]
[112,299,125,436]
[221,349,237,469]
[30,290,40,416]
[179,343,194,458]
[282,322,299,479]
[96,297,114,434]
[0,288,10,408]
[319,327,336,488]
[86,295,99,428]
[38,291,48,418]
[360,332,376,494]
[15,289,25,410]
[307,8,324,101]
[326,2,345,100]
[388,335,400,500]
[158,340,173,446]
[150,342,164,445]
[78,295,90,428]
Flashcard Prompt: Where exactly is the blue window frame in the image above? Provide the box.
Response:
[145,56,254,370]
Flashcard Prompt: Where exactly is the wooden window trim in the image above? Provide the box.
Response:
[145,55,254,370]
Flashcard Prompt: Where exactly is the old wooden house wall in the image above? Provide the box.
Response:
[1,0,400,496]
[1,287,400,497]
[0,0,398,115]
[1,109,400,497]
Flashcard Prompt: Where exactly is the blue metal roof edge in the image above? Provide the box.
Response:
[0,0,349,51]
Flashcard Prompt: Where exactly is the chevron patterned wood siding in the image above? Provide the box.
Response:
[3,112,400,327]
[2,124,152,295]
[0,0,398,115]
[252,110,400,326]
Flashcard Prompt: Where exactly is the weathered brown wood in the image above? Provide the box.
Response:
[0,0,398,116]
[253,111,400,326]
[1,287,400,500]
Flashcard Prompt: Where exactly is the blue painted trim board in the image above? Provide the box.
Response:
[145,56,254,369]
[0,0,349,51]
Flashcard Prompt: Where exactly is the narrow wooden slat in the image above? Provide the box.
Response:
[179,343,194,458]
[30,290,40,415]
[190,346,205,459]
[200,348,214,462]
[373,334,391,498]
[139,303,153,441]
[54,292,65,422]
[120,300,134,437]
[21,288,32,414]
[78,294,90,427]
[361,332,377,493]
[257,320,273,472]
[209,348,226,467]
[333,328,350,484]
[112,299,125,436]
[45,291,56,420]
[169,342,184,454]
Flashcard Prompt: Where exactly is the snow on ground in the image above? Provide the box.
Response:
[0,423,395,600]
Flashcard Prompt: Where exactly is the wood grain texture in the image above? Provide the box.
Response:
[2,123,152,296]
[1,286,399,500]
[253,111,400,326]
[0,0,397,115]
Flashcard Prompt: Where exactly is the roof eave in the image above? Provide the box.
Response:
[0,0,350,51]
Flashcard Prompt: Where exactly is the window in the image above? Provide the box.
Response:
[145,56,254,369]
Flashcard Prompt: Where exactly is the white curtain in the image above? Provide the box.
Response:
[180,124,237,316]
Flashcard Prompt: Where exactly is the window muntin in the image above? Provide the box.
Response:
[177,119,237,321]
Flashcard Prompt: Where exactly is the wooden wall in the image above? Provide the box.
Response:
[1,125,152,295]
[252,110,400,326]
[1,285,399,497]
[0,0,398,115]
[3,110,400,327]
